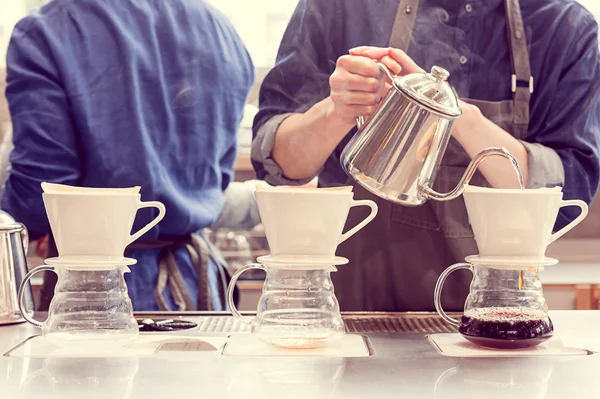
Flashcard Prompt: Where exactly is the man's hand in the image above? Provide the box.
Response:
[328,54,389,125]
[328,46,425,124]
[349,46,424,76]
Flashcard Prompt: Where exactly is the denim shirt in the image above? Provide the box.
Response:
[252,0,600,230]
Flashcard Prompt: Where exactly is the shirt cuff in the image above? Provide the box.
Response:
[251,113,319,186]
[519,141,565,189]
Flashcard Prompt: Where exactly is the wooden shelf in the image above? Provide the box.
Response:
[546,238,600,263]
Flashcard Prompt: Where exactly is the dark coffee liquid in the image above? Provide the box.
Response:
[458,308,553,349]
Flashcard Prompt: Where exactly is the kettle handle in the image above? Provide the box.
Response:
[18,265,55,328]
[355,63,396,129]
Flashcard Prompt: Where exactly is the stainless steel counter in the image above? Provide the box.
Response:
[2,311,600,399]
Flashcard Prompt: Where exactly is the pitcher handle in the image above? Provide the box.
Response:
[227,263,266,324]
[434,263,472,327]
[548,200,589,244]
[356,63,396,129]
[422,147,521,202]
[19,265,55,328]
[128,201,167,244]
[338,200,378,245]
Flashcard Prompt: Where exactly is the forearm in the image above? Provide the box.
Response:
[272,97,354,180]
[452,104,529,189]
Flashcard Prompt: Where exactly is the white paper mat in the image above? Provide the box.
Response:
[222,333,371,357]
[428,333,589,357]
[6,335,228,358]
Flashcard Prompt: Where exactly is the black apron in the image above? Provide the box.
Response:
[334,0,532,311]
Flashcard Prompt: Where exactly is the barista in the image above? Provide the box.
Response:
[2,0,254,311]
[252,0,600,311]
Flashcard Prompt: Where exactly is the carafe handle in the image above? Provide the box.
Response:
[18,265,55,328]
[421,147,522,202]
[227,263,266,325]
[128,201,167,244]
[338,199,378,245]
[433,263,473,327]
[548,200,589,244]
[355,63,396,129]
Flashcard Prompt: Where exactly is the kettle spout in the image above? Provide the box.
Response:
[420,147,523,202]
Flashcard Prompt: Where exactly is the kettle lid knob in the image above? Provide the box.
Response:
[431,66,450,82]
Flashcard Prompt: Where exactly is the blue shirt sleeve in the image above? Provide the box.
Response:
[528,13,600,229]
[252,0,339,181]
[1,19,82,240]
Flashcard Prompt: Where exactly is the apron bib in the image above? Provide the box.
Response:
[334,0,532,311]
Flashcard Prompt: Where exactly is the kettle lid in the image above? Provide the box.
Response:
[394,66,462,118]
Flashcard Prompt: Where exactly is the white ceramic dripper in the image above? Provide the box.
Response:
[254,186,378,258]
[463,185,588,260]
[41,182,166,260]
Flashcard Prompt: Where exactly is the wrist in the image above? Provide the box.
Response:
[322,97,356,139]
[452,101,483,141]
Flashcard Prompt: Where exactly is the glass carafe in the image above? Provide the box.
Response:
[227,264,345,349]
[434,263,553,349]
[19,265,138,348]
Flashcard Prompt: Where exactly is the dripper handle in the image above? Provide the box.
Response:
[434,263,473,328]
[421,147,521,202]
[355,63,396,129]
[549,200,589,244]
[338,199,378,245]
[19,265,55,328]
[128,201,167,245]
[227,263,265,324]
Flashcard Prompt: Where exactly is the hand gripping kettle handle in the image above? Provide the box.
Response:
[355,63,396,129]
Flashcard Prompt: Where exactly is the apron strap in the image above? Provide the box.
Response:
[153,234,216,311]
[504,0,532,139]
[154,239,196,311]
[389,0,420,50]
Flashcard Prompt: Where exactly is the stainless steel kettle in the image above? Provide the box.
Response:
[0,211,33,326]
[341,64,521,206]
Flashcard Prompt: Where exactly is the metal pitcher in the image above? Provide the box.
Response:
[341,64,520,206]
[0,212,33,326]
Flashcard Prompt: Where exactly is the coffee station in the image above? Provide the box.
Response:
[0,58,600,399]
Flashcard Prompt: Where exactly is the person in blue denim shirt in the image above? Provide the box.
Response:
[252,0,600,311]
[1,0,254,311]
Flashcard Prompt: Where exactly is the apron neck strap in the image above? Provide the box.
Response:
[389,0,420,50]
[387,0,532,138]
[504,0,532,137]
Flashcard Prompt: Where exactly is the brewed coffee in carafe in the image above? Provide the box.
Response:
[435,263,553,349]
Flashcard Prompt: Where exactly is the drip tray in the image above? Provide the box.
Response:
[188,312,457,334]
[344,313,457,334]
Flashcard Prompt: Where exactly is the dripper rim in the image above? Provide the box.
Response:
[42,192,142,197]
[463,185,563,195]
